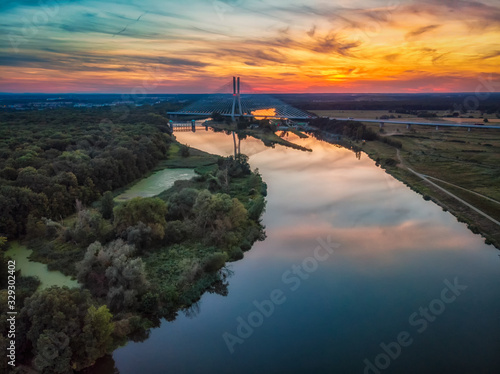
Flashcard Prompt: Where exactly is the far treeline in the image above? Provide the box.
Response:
[277,93,500,114]
[0,104,267,373]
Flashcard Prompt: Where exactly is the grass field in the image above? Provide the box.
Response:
[312,110,500,123]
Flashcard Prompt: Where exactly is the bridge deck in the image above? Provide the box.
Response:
[330,117,500,129]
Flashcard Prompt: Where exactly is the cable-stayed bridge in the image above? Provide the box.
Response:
[168,77,315,120]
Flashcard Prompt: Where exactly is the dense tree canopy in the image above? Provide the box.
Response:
[0,107,172,238]
[20,286,114,373]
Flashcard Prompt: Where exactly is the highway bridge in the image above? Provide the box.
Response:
[329,117,500,130]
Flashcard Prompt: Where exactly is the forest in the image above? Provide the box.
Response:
[0,105,267,373]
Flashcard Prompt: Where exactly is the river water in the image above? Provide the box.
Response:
[111,131,500,374]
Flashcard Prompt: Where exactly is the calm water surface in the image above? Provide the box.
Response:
[5,241,79,289]
[115,168,196,202]
[111,131,500,374]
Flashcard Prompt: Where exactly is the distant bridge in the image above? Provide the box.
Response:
[169,120,208,132]
[168,77,315,120]
[330,117,500,130]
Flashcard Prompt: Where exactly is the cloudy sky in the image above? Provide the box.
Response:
[1,0,499,93]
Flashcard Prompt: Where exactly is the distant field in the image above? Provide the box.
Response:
[311,110,500,123]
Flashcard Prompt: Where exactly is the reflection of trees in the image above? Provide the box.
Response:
[232,131,243,157]
[80,354,120,374]
[183,301,201,319]
[181,267,233,319]
[309,130,363,160]
[207,267,233,297]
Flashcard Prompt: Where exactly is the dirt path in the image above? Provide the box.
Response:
[396,149,500,226]
[424,176,500,206]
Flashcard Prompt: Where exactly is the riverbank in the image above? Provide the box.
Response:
[350,124,500,249]
[6,137,267,373]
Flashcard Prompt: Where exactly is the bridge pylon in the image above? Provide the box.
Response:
[231,76,243,120]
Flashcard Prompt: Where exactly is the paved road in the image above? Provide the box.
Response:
[330,117,500,129]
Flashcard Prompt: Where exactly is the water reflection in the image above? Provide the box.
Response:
[108,130,500,374]
[251,108,277,119]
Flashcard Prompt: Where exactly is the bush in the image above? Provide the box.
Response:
[383,158,398,167]
[202,252,227,272]
[180,144,190,157]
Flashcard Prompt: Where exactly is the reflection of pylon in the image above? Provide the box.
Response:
[231,76,242,120]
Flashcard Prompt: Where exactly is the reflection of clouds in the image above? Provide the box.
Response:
[176,131,486,270]
[176,130,269,157]
[250,219,478,269]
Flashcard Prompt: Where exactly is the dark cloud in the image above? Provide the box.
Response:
[405,24,440,39]
[113,11,148,37]
[307,25,316,38]
[310,32,360,56]
[432,53,449,65]
[209,47,294,66]
[407,1,500,29]
[477,50,500,60]
[0,50,209,72]
[384,53,400,62]
[59,14,161,39]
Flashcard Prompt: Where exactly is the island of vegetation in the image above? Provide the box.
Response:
[0,105,267,373]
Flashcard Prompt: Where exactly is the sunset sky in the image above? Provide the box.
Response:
[1,0,500,93]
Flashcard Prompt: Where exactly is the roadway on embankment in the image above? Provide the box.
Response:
[330,117,500,129]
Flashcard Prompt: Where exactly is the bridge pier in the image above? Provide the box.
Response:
[191,119,196,132]
[436,126,439,131]
[169,120,174,132]
[406,124,411,130]
[468,127,471,132]
[379,122,384,128]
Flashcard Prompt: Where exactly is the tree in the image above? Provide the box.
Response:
[113,197,167,241]
[192,190,248,248]
[79,305,114,367]
[76,240,149,311]
[69,209,112,247]
[20,286,114,373]
[211,112,225,122]
[100,191,114,220]
[167,188,199,220]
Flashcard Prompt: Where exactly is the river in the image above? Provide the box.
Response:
[108,131,500,374]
